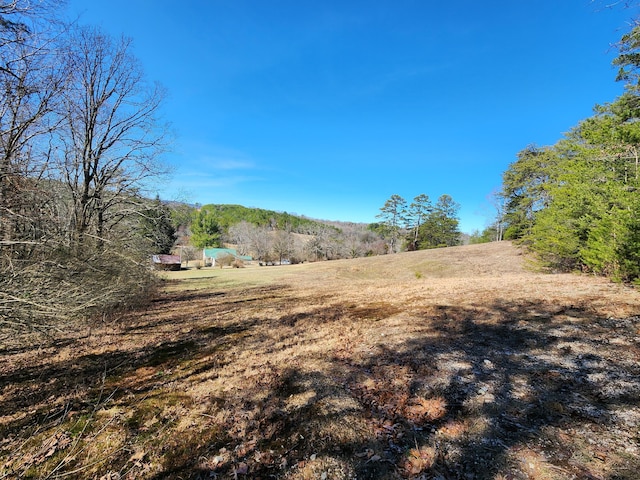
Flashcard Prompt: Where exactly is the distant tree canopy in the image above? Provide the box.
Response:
[192,204,332,235]
[406,194,433,250]
[500,20,640,282]
[376,194,407,253]
[187,204,352,261]
[469,224,501,244]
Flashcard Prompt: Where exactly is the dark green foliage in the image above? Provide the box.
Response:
[190,206,223,248]
[501,146,556,240]
[374,193,461,252]
[367,222,392,237]
[501,68,640,280]
[405,194,432,250]
[613,24,640,91]
[139,197,176,254]
[617,209,640,282]
[376,194,407,253]
[416,194,461,249]
[169,203,196,231]
[469,226,497,244]
[194,204,330,235]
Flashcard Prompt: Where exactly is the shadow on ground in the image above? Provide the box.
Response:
[1,285,639,479]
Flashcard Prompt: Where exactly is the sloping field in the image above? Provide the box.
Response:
[2,242,640,479]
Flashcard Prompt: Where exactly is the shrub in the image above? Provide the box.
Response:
[217,254,236,268]
[0,244,157,334]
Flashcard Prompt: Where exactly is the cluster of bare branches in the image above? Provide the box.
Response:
[0,247,156,333]
[226,220,387,264]
[0,1,169,334]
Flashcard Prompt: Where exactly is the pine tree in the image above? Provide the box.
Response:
[417,194,461,248]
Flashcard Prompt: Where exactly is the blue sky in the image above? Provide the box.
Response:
[66,1,636,233]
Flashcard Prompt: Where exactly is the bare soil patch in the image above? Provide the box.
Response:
[2,242,640,479]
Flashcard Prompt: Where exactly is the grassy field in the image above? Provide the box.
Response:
[2,241,640,479]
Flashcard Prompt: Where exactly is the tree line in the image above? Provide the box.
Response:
[189,204,337,249]
[174,204,387,263]
[177,195,462,264]
[499,15,640,282]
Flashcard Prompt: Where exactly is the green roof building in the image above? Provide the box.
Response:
[203,248,252,265]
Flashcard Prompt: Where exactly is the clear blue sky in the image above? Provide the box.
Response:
[66,0,636,232]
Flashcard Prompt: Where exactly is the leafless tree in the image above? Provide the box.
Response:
[250,225,273,262]
[0,0,66,250]
[180,245,198,267]
[227,221,274,261]
[488,189,506,242]
[272,229,293,264]
[55,26,169,250]
[1,14,172,333]
[290,233,307,263]
[305,225,339,261]
[228,220,254,256]
[343,231,363,258]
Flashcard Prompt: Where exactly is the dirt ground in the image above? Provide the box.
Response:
[1,241,640,479]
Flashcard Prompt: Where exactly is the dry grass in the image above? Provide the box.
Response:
[2,241,640,479]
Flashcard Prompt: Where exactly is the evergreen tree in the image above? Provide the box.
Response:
[139,197,176,254]
[469,226,497,244]
[417,194,461,248]
[376,194,407,253]
[500,92,640,280]
[405,194,432,250]
[190,206,222,248]
[501,145,556,240]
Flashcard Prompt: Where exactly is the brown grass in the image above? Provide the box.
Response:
[2,241,640,479]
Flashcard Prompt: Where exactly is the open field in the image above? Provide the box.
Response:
[2,241,640,479]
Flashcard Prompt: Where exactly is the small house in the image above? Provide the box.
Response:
[152,254,182,271]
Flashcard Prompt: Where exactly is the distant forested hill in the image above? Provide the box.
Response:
[196,204,335,234]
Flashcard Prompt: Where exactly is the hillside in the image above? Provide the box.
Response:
[2,242,640,479]
[194,203,340,233]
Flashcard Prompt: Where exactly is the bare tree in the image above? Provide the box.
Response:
[0,0,66,249]
[272,229,293,264]
[0,6,172,333]
[180,245,198,267]
[250,225,273,262]
[488,189,506,242]
[55,26,169,249]
[227,221,275,261]
[228,220,254,256]
[305,224,338,261]
[343,231,363,258]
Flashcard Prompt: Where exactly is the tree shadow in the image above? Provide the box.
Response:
[194,299,638,479]
[332,300,640,479]
[2,289,639,479]
[0,285,278,443]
